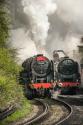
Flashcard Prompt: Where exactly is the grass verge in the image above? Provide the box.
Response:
[0,98,32,125]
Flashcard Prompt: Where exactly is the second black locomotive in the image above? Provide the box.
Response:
[53,50,81,94]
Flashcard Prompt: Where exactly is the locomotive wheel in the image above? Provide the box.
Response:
[45,89,51,98]
[26,89,33,100]
[24,84,33,99]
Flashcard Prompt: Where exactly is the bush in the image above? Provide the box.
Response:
[0,49,23,108]
[0,1,30,111]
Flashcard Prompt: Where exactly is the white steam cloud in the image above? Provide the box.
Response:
[45,0,83,61]
[9,0,83,62]
[55,0,83,34]
[10,0,57,61]
[10,28,37,61]
[21,0,57,56]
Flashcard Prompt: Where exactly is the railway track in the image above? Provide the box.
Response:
[14,98,71,125]
[57,94,83,125]
[0,105,16,120]
[2,96,82,125]
[13,98,49,125]
[35,98,72,125]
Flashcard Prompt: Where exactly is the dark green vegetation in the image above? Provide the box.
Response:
[0,1,32,124]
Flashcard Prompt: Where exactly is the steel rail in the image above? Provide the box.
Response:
[19,98,49,125]
[0,105,16,120]
[52,97,73,125]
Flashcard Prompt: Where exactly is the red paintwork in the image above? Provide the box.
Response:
[36,56,47,61]
[32,83,52,89]
[59,82,80,87]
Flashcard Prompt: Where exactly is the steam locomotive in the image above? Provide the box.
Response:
[19,50,81,99]
[20,54,54,99]
[53,50,81,94]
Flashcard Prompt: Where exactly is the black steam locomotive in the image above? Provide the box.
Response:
[20,50,81,98]
[20,54,54,99]
[53,50,81,94]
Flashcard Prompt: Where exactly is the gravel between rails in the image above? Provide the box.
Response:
[10,98,71,125]
[2,97,72,125]
[35,98,71,125]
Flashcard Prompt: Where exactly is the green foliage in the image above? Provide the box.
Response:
[0,47,23,108]
[0,1,31,117]
[0,48,20,75]
[0,4,9,47]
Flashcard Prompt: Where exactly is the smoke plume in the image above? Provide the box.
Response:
[55,0,83,34]
[9,0,57,61]
[8,0,83,62]
[21,0,57,53]
[45,0,83,60]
